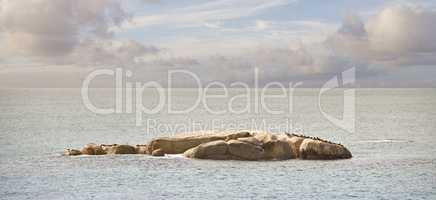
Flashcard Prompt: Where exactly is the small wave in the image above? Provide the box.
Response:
[356,139,413,143]
[166,154,185,158]
[146,154,186,159]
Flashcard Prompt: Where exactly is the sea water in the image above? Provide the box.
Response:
[0,88,435,199]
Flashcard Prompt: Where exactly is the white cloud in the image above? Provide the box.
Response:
[256,20,270,30]
[66,39,159,66]
[203,21,222,29]
[0,0,127,57]
[148,4,436,86]
[0,0,160,66]
[124,0,294,28]
[326,5,436,67]
[1,1,435,87]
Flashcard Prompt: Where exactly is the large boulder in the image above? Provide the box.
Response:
[184,140,229,159]
[80,143,106,155]
[299,139,352,160]
[227,139,265,160]
[148,131,251,154]
[106,144,137,154]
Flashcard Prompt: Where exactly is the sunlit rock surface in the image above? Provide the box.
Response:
[147,131,250,154]
[64,131,352,160]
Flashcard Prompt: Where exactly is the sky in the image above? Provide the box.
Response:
[0,0,436,88]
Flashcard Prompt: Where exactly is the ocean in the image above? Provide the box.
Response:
[0,88,435,199]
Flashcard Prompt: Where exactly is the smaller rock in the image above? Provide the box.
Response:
[106,144,137,154]
[151,148,165,156]
[64,149,82,156]
[299,139,352,160]
[135,144,148,154]
[101,144,117,152]
[81,143,106,155]
[183,147,196,158]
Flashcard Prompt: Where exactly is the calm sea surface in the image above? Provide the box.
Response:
[0,88,435,199]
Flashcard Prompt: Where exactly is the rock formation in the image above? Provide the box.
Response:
[106,144,136,154]
[147,131,251,154]
[64,131,352,160]
[184,140,229,159]
[64,148,82,156]
[299,139,352,159]
[80,143,105,155]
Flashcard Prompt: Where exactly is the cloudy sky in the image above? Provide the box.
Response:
[0,0,435,87]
